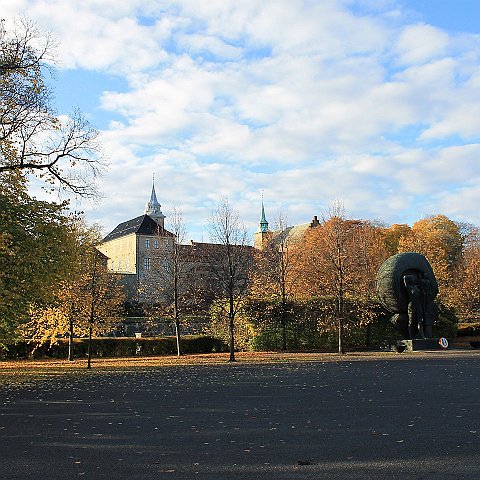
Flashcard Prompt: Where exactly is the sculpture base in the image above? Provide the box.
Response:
[393,338,447,352]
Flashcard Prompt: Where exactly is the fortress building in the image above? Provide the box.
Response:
[99,181,319,303]
[97,182,174,300]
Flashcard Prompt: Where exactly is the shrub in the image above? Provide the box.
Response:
[457,322,480,337]
[0,335,227,359]
[208,297,399,352]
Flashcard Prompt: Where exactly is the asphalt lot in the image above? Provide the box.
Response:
[1,353,479,479]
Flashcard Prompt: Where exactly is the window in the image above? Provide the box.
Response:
[154,239,159,249]
[144,257,151,270]
[145,239,150,249]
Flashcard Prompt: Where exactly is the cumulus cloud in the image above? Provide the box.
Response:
[6,0,480,238]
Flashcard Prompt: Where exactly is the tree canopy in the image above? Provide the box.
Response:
[0,172,77,344]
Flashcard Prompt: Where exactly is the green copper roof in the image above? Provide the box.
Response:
[257,201,269,233]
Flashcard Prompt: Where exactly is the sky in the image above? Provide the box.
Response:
[3,0,480,241]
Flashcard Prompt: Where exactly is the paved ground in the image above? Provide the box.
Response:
[1,353,479,479]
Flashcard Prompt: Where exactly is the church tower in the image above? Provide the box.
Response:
[145,178,166,228]
[253,198,271,250]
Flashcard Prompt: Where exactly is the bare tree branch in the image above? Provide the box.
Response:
[0,18,104,198]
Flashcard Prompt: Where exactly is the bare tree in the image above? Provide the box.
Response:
[0,18,103,197]
[209,198,253,361]
[168,207,187,355]
[252,213,297,350]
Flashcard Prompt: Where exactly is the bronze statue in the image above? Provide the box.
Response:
[376,253,438,340]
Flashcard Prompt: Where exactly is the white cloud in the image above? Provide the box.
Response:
[6,0,480,236]
[395,23,449,66]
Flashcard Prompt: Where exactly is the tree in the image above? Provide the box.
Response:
[0,18,102,197]
[84,248,124,368]
[208,198,253,361]
[453,226,480,322]
[21,220,125,363]
[383,223,411,256]
[0,171,77,345]
[398,215,463,306]
[166,207,188,356]
[294,201,387,353]
[142,207,189,356]
[251,213,298,350]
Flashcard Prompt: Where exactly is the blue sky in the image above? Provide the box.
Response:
[4,0,480,240]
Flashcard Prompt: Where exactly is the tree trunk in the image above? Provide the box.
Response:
[228,291,236,362]
[337,283,345,354]
[174,317,182,357]
[87,318,93,369]
[68,319,74,361]
[366,323,371,349]
[229,312,236,362]
[281,300,287,351]
[338,316,345,354]
[174,276,182,356]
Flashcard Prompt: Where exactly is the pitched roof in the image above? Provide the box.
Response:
[102,215,173,242]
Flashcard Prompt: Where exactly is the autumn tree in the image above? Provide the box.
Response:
[0,18,102,197]
[294,202,353,353]
[383,223,411,256]
[398,215,463,306]
[208,198,253,361]
[21,220,125,363]
[453,226,480,322]
[294,202,388,353]
[352,220,389,300]
[83,248,125,368]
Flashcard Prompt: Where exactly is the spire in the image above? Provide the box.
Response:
[256,192,269,233]
[145,175,165,227]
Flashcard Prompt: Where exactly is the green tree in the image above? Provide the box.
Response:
[0,171,76,345]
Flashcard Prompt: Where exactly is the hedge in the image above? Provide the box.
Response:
[209,296,458,352]
[1,335,228,360]
[457,322,480,337]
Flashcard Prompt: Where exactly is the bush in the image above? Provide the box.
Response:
[208,297,398,352]
[0,335,227,359]
[433,303,458,338]
[457,322,480,337]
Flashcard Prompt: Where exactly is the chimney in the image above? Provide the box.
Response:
[310,215,320,228]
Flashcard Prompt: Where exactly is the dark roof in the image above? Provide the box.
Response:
[103,215,173,242]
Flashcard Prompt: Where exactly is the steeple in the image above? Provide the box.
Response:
[257,200,269,233]
[145,175,166,228]
[253,193,271,250]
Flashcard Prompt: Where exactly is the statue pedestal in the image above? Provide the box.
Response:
[395,338,446,352]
